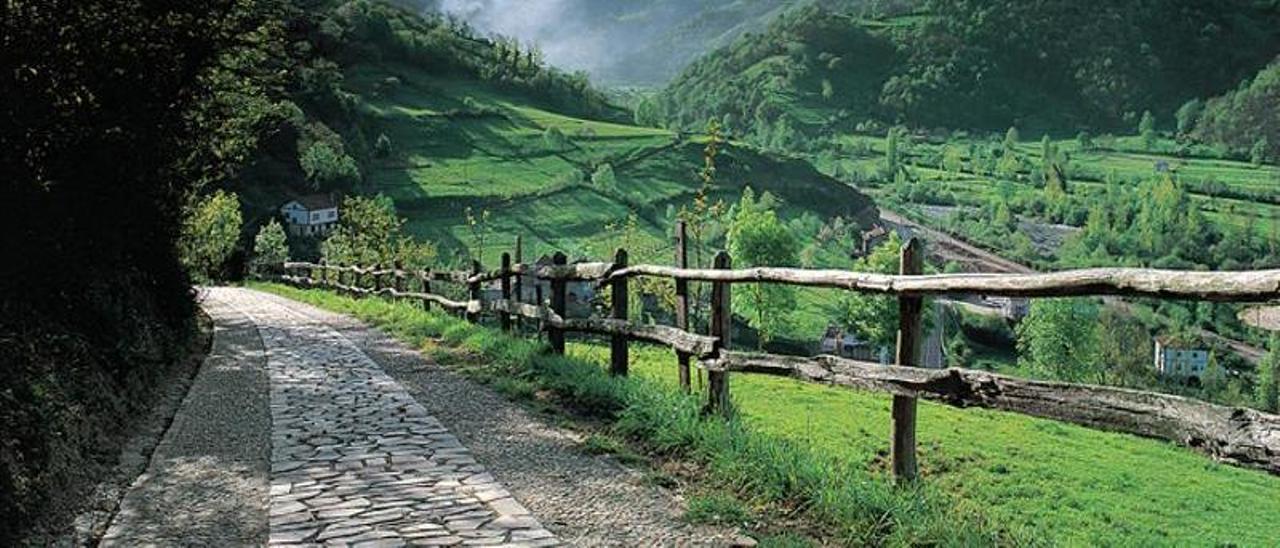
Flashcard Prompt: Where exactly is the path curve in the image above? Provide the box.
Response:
[107,287,736,546]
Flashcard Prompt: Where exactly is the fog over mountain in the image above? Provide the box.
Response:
[415,0,800,85]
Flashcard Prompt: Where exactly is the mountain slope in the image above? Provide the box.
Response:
[658,0,1280,135]
[413,0,807,85]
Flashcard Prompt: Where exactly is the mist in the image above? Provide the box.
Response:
[416,0,796,85]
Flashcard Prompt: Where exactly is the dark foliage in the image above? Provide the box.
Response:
[0,0,275,541]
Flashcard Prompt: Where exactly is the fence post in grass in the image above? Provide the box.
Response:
[674,221,692,392]
[468,260,482,324]
[500,252,513,332]
[422,270,432,312]
[373,264,383,298]
[536,284,545,340]
[513,236,524,331]
[611,248,629,376]
[549,252,567,354]
[394,261,405,303]
[892,237,925,484]
[707,251,732,415]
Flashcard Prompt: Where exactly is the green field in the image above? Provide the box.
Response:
[257,283,1280,546]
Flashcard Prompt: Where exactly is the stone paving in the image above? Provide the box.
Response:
[235,291,557,547]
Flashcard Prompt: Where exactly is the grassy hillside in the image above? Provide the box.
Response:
[230,1,878,344]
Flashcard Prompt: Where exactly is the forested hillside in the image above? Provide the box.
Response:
[413,0,801,85]
[656,0,1280,135]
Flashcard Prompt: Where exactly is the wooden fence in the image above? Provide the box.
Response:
[267,223,1280,478]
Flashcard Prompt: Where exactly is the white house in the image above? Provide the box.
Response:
[1154,336,1210,379]
[280,194,339,237]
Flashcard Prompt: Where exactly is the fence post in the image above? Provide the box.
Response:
[394,261,405,303]
[467,260,482,324]
[674,221,692,392]
[549,252,567,354]
[611,248,629,376]
[707,251,732,414]
[373,265,383,297]
[422,270,432,311]
[500,252,513,332]
[513,236,523,331]
[892,237,924,484]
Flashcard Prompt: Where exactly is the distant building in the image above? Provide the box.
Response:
[857,224,890,257]
[280,194,339,237]
[982,296,1030,321]
[819,324,887,363]
[1154,336,1210,379]
[518,255,596,317]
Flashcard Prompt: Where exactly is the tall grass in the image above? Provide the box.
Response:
[252,283,1018,545]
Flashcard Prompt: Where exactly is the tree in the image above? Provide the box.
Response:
[1251,138,1269,166]
[373,133,393,158]
[1138,110,1157,150]
[179,190,243,282]
[591,162,618,193]
[1175,99,1202,137]
[1003,126,1020,153]
[251,219,289,274]
[464,206,492,264]
[1257,335,1280,412]
[321,195,434,269]
[942,144,965,178]
[884,127,902,174]
[728,188,798,348]
[1042,136,1066,200]
[543,126,569,151]
[300,140,360,190]
[1076,130,1093,151]
[839,233,907,349]
[1016,298,1100,382]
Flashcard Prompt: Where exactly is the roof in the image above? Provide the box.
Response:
[288,194,337,211]
[1155,333,1206,348]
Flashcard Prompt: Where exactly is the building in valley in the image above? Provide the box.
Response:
[280,194,339,237]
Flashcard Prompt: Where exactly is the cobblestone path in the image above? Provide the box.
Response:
[214,288,557,547]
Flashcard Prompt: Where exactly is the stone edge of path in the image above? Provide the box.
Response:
[100,292,271,546]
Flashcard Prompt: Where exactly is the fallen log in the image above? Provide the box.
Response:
[710,352,1280,475]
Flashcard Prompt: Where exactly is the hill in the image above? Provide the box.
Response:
[225,0,879,344]
[413,0,805,86]
[656,0,1280,137]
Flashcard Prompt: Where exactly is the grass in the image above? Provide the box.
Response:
[253,282,1280,546]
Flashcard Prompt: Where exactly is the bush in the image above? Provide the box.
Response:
[179,190,243,282]
[251,219,289,274]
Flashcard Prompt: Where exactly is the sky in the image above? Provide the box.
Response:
[435,0,615,75]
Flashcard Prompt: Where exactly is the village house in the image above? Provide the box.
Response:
[517,255,597,317]
[982,295,1030,321]
[819,323,888,363]
[1153,335,1210,379]
[856,224,890,258]
[280,194,339,237]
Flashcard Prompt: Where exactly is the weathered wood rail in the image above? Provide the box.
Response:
[267,227,1280,477]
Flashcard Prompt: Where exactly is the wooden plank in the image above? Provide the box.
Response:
[606,265,1280,302]
[611,249,629,376]
[708,251,732,414]
[675,221,692,393]
[892,237,924,483]
[710,351,1280,475]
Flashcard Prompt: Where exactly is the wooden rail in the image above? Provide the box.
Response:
[267,237,1280,477]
